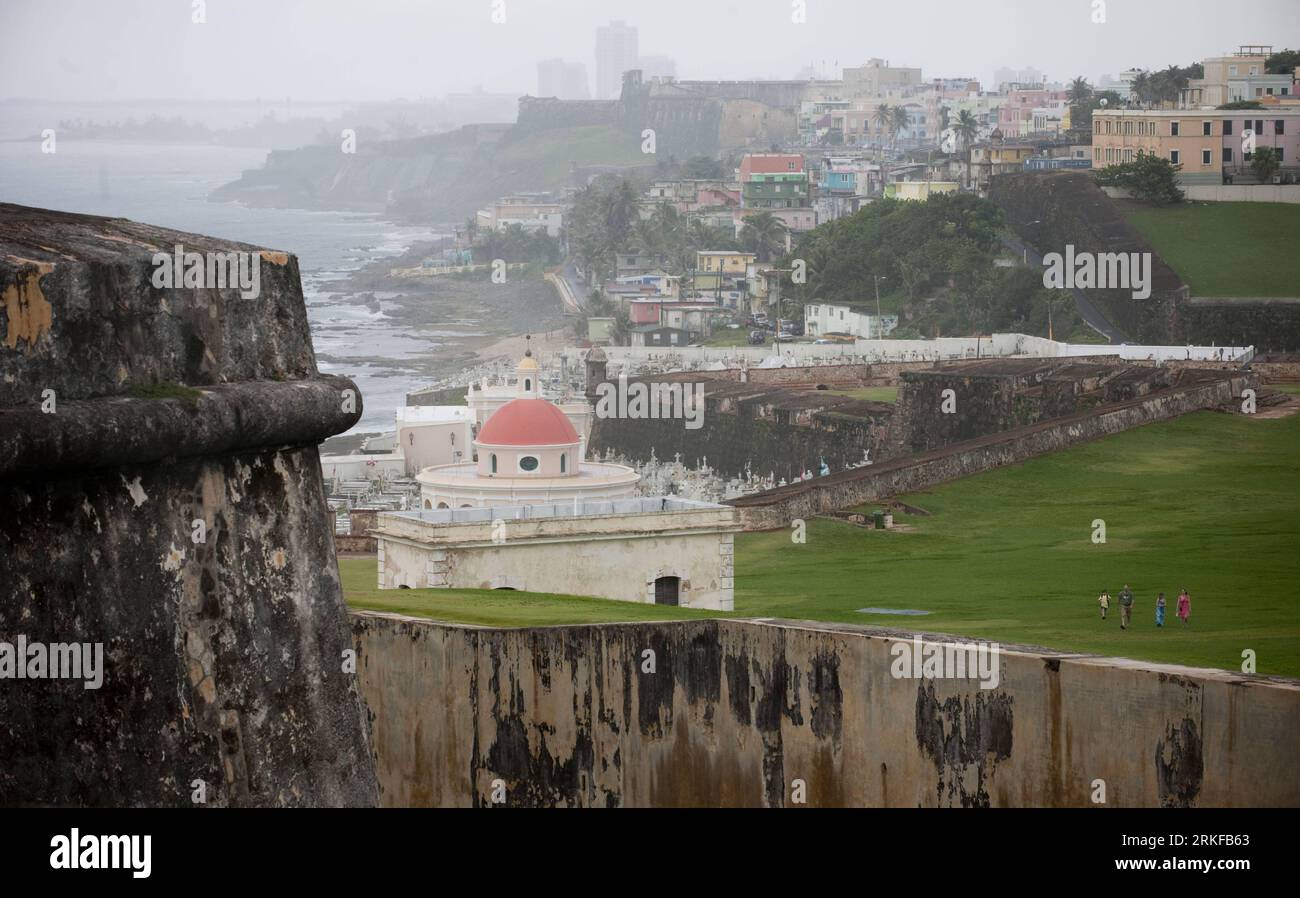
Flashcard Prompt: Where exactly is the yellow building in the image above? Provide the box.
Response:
[695,251,756,274]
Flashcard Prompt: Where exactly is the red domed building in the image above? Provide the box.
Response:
[417,363,639,509]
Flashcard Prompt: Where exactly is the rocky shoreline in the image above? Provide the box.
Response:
[312,238,572,434]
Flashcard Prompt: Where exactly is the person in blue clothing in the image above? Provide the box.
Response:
[1155,592,1167,627]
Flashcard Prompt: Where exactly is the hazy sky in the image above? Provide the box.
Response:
[2,0,1297,102]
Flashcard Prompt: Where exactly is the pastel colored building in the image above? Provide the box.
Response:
[998,88,1069,137]
[695,250,756,274]
[395,406,474,477]
[1091,109,1300,184]
[416,394,638,509]
[804,302,899,339]
[885,180,959,201]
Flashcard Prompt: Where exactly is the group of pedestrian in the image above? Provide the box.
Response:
[1097,585,1191,630]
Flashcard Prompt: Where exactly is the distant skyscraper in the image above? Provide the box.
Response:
[994,66,1046,90]
[637,54,676,82]
[537,58,590,100]
[595,20,639,99]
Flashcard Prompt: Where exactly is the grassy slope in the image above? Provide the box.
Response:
[1119,201,1300,297]
[737,410,1300,676]
[497,125,651,186]
[340,410,1300,676]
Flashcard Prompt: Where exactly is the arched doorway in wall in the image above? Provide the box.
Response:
[423,499,432,509]
[436,502,449,509]
[654,576,680,606]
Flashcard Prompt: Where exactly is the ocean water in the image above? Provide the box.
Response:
[0,138,443,432]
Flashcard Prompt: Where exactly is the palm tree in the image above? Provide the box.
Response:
[954,109,979,154]
[1067,76,1093,110]
[1131,70,1151,106]
[891,106,910,152]
[739,211,788,263]
[872,103,893,150]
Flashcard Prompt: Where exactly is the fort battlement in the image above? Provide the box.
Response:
[0,205,377,806]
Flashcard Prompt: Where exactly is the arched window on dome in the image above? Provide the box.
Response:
[560,453,566,473]
[490,453,497,474]
[524,378,532,393]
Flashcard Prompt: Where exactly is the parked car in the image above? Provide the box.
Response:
[747,330,766,345]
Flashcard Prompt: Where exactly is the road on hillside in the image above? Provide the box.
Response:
[1001,233,1128,344]
[549,259,586,314]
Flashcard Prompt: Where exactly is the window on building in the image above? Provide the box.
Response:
[560,453,566,474]
[1170,150,1180,164]
[1224,147,1233,163]
[1202,149,1211,165]
[1170,121,1180,136]
[1223,119,1233,135]
[1276,120,1286,135]
[1202,121,1212,136]
[408,432,414,446]
[1279,148,1286,163]
[524,378,532,392]
[1255,119,1264,135]
[1229,65,1238,76]
[518,455,539,472]
[490,454,497,474]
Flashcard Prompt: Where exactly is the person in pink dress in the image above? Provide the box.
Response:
[1176,588,1191,626]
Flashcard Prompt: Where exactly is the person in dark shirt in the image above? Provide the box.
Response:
[1118,584,1135,630]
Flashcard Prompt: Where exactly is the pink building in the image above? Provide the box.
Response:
[998,88,1069,135]
[1220,111,1300,178]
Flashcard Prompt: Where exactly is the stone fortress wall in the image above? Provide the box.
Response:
[0,205,377,806]
[352,613,1300,808]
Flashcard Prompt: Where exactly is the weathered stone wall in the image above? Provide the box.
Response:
[1178,298,1300,354]
[351,613,1300,807]
[729,372,1251,529]
[588,386,893,482]
[0,204,378,806]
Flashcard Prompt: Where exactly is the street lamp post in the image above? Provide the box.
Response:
[874,275,887,340]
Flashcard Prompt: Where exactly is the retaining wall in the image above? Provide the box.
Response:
[351,614,1300,808]
[728,373,1251,529]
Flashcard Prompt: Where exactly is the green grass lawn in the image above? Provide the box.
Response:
[1119,201,1300,297]
[340,410,1300,676]
[340,557,710,627]
[700,327,756,347]
[737,409,1300,677]
[824,386,898,403]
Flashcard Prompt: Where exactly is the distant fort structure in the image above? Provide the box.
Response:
[515,70,804,158]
